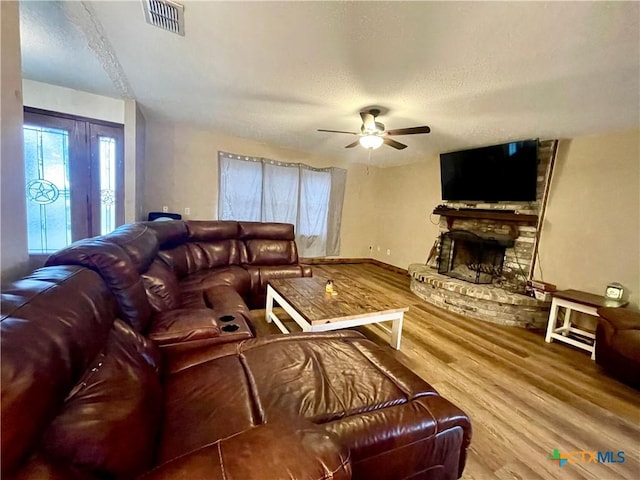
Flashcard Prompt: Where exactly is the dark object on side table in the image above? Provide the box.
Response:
[596,306,640,389]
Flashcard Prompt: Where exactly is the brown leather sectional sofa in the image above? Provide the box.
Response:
[1,220,472,479]
[45,220,313,352]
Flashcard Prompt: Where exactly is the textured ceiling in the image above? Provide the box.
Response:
[19,1,640,166]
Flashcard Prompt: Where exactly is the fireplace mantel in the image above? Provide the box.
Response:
[433,207,538,233]
[433,206,538,242]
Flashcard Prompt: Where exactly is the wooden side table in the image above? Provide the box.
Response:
[544,289,627,359]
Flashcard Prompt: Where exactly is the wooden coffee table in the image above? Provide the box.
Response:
[265,277,408,350]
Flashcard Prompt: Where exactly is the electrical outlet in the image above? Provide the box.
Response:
[386,249,391,256]
[162,205,168,213]
[377,246,380,252]
[184,207,190,215]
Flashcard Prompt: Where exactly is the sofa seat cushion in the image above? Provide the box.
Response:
[147,308,252,353]
[238,332,471,479]
[160,331,470,478]
[179,266,251,298]
[158,355,257,463]
[240,332,437,421]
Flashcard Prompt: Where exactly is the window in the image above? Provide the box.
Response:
[23,109,124,257]
[218,152,346,257]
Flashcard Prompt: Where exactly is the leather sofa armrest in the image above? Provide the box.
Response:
[140,420,351,480]
[596,307,640,345]
[597,307,640,332]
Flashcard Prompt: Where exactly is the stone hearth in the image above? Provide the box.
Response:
[409,265,550,328]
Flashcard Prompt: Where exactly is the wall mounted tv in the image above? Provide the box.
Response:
[440,139,539,202]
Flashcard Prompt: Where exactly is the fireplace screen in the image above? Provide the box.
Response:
[438,230,512,284]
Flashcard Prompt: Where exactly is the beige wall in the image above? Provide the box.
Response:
[135,105,146,222]
[23,79,124,123]
[144,121,376,258]
[538,129,640,307]
[123,99,146,222]
[1,1,28,282]
[371,158,442,268]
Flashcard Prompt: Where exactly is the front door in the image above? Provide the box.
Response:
[23,109,124,265]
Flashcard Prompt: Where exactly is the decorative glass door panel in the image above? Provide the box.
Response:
[89,123,124,238]
[24,125,73,254]
[99,137,116,235]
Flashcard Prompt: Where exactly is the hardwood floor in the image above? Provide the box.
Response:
[253,263,640,480]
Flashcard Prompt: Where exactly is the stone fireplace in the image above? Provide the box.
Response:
[408,140,558,328]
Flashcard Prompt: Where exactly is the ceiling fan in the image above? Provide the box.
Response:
[318,109,430,150]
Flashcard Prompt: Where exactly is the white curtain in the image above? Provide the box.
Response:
[298,167,330,257]
[218,152,346,257]
[263,162,298,225]
[219,156,262,221]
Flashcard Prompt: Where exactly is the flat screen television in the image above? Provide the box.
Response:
[440,139,538,202]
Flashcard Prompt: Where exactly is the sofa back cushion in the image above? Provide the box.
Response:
[186,222,241,269]
[157,244,190,278]
[157,241,243,278]
[238,222,299,265]
[1,266,116,477]
[41,319,162,478]
[238,221,295,241]
[105,224,159,274]
[188,240,242,270]
[154,222,242,277]
[243,239,298,265]
[45,238,152,332]
[186,220,239,241]
[142,220,189,249]
[142,258,181,312]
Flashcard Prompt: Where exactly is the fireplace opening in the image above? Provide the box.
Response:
[438,230,515,284]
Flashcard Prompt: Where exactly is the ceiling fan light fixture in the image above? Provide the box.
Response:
[359,134,383,149]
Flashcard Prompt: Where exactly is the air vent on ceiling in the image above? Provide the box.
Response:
[143,0,185,36]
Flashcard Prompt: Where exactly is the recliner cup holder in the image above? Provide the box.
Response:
[219,315,235,323]
[221,324,239,332]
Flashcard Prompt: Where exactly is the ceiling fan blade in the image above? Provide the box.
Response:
[318,129,358,135]
[360,112,376,132]
[386,126,431,136]
[345,140,360,148]
[383,137,407,150]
